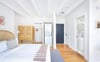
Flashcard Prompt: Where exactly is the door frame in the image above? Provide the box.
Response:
[56,24,64,44]
[44,22,53,46]
[75,15,85,55]
[75,13,89,60]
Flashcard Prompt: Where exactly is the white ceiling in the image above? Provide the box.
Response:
[0,0,85,17]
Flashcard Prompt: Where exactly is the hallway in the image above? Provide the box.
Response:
[56,44,87,62]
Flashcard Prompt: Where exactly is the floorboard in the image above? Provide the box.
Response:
[56,44,87,62]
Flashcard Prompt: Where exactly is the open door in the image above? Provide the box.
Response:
[44,23,53,47]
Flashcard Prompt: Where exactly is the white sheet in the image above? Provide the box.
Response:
[0,41,7,53]
[0,44,51,62]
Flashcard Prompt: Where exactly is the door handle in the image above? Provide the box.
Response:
[65,34,67,36]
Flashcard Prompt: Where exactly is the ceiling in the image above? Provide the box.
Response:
[0,0,85,17]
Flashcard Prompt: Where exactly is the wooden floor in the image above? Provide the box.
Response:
[56,44,87,62]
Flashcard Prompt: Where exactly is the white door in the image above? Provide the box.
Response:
[76,16,85,55]
[44,23,52,47]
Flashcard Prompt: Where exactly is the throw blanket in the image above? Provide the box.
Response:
[33,45,47,62]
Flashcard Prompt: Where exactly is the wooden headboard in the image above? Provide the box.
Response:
[0,30,15,41]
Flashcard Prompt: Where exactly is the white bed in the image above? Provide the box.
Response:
[0,44,51,62]
[0,30,51,62]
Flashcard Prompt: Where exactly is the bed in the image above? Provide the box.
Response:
[0,30,51,62]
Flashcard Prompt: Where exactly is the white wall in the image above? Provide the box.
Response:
[0,3,15,34]
[34,23,42,42]
[65,0,89,60]
[15,14,53,25]
[89,0,100,62]
[15,14,53,43]
[15,15,65,24]
[15,14,65,43]
[56,16,65,24]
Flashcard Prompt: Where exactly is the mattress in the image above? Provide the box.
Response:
[0,44,51,62]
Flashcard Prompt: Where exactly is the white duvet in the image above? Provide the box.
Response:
[0,44,49,62]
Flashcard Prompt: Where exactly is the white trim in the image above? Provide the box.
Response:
[53,12,56,49]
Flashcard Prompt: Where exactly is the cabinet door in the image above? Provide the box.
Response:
[18,26,26,36]
[18,26,34,43]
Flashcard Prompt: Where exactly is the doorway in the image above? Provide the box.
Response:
[44,23,53,47]
[56,24,64,43]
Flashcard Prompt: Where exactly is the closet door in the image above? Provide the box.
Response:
[18,26,26,43]
[18,26,34,44]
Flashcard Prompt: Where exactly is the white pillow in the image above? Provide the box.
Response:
[0,41,7,53]
[6,39,18,49]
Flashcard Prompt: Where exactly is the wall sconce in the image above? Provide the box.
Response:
[97,21,100,28]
